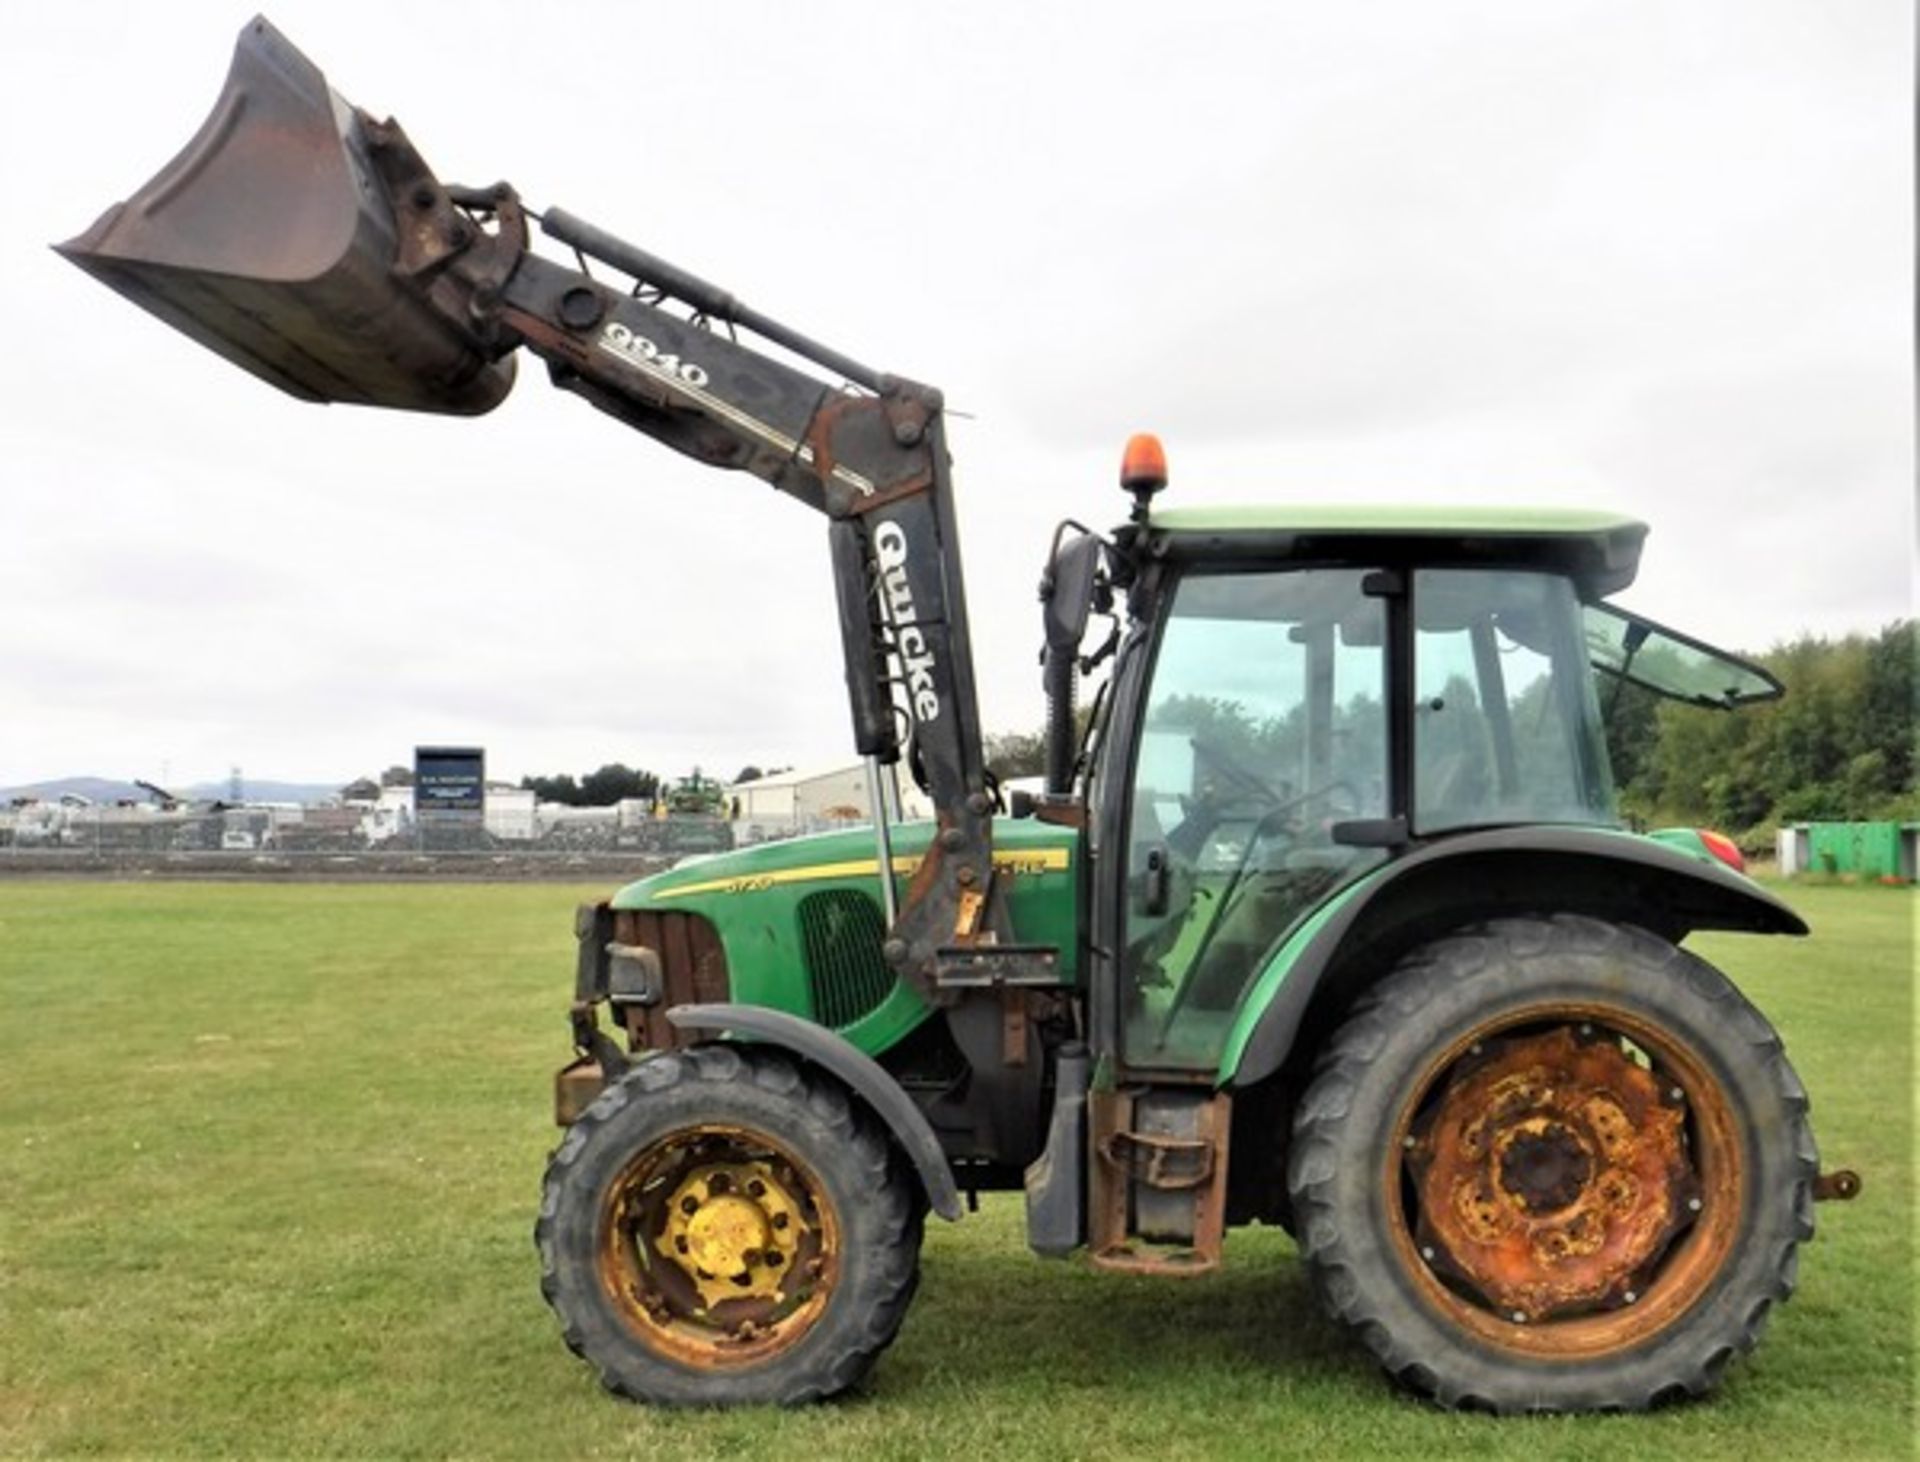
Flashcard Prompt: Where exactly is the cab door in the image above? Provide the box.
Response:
[1118,568,1391,1070]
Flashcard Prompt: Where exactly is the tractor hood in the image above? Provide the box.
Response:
[614,817,1078,912]
[603,817,1082,1056]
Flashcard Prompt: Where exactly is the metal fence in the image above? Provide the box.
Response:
[0,804,862,874]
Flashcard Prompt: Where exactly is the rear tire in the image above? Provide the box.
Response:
[1288,915,1816,1413]
[536,1044,922,1405]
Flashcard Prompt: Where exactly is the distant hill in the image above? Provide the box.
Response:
[1,776,345,805]
[0,776,147,804]
[183,779,345,806]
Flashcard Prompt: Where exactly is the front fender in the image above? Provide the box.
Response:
[666,1003,963,1222]
[1220,826,1806,1091]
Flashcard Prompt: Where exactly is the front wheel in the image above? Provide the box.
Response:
[537,1044,922,1405]
[1288,915,1817,1413]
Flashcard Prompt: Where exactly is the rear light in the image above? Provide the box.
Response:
[1699,829,1745,873]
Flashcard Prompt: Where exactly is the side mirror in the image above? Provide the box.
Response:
[1038,528,1105,796]
[1041,532,1102,656]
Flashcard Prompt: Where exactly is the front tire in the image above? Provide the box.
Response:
[1288,915,1816,1413]
[537,1044,922,1405]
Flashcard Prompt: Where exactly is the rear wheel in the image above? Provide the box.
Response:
[1288,915,1816,1412]
[537,1044,921,1405]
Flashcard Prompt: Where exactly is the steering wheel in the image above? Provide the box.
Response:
[1182,738,1359,844]
[1186,737,1290,815]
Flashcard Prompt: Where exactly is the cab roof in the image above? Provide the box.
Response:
[1144,504,1649,598]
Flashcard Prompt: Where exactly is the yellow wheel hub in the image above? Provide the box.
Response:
[660,1160,810,1308]
[597,1125,841,1368]
[684,1195,770,1276]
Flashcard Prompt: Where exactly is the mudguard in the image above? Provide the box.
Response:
[1222,826,1807,1091]
[667,1003,963,1221]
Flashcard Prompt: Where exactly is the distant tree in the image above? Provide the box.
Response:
[379,765,414,787]
[983,730,1047,780]
[580,763,655,806]
[520,773,583,806]
[733,765,765,785]
[339,777,380,802]
[1605,619,1916,842]
[521,764,660,806]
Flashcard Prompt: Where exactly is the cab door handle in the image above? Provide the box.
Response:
[1143,846,1170,916]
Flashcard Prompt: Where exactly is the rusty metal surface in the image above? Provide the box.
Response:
[554,1057,605,1127]
[1408,1026,1695,1321]
[1087,1088,1231,1276]
[58,17,514,414]
[612,909,729,1052]
[1813,1168,1862,1202]
[596,1124,839,1368]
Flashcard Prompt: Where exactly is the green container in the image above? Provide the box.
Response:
[1806,821,1903,878]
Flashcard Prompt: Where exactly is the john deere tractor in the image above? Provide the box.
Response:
[65,17,1857,1413]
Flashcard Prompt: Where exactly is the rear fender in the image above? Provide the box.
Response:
[1221,826,1806,1092]
[666,1003,963,1222]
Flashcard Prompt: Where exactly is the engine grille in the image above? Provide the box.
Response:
[797,890,895,1029]
[610,908,728,1050]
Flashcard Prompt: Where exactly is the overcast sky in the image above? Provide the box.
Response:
[2,1,1910,790]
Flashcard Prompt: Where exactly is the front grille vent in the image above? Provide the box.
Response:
[797,889,894,1029]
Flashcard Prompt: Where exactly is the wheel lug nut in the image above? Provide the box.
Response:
[747,1179,766,1198]
[1511,1311,1528,1324]
[680,1197,699,1215]
[1669,1086,1684,1102]
[1420,1246,1435,1262]
[1623,1289,1638,1304]
[772,1212,790,1230]
[1688,1197,1703,1213]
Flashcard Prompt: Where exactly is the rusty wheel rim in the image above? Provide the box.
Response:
[596,1124,840,1369]
[1385,1002,1742,1359]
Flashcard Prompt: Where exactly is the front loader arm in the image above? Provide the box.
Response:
[58,17,1023,996]
[470,208,1013,994]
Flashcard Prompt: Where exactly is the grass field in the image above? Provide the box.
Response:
[0,879,1910,1459]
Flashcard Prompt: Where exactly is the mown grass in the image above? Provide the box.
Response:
[0,880,1910,1459]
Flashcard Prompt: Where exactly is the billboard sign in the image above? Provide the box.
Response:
[415,746,485,814]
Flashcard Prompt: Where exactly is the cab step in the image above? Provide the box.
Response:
[1087,1086,1232,1275]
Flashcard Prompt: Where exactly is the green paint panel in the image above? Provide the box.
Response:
[1645,826,1714,862]
[1152,504,1644,536]
[1210,824,1775,1085]
[609,818,1081,1059]
[1214,870,1385,1085]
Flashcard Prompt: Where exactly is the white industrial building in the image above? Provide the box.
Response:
[726,764,933,844]
[349,781,539,842]
[484,785,537,841]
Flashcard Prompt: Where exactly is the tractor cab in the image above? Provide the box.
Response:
[1024,504,1639,1071]
[1088,506,1646,1076]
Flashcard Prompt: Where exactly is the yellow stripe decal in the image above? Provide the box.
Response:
[652,846,1071,900]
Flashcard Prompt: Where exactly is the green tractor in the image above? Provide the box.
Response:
[64,18,1854,1414]
[621,770,733,859]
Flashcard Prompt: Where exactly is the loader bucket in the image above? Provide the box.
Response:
[56,16,514,415]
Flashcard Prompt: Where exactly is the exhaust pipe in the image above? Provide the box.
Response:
[55,15,514,416]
